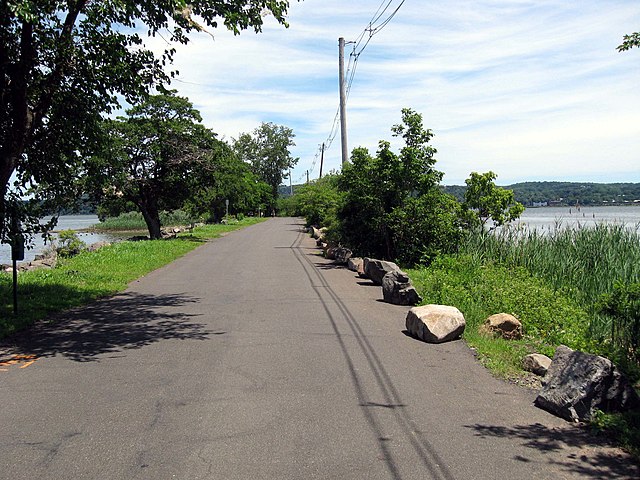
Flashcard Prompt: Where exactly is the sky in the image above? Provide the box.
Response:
[148,0,640,186]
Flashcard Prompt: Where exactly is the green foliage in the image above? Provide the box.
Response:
[0,0,292,245]
[443,181,640,207]
[460,223,640,370]
[599,282,640,364]
[88,92,231,239]
[56,230,86,258]
[462,171,524,230]
[284,174,343,228]
[590,410,640,459]
[387,190,463,265]
[408,255,592,351]
[233,123,299,211]
[337,108,452,262]
[618,31,640,52]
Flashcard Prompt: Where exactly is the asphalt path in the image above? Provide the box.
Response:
[1,217,638,479]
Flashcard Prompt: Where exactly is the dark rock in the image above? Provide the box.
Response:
[363,258,400,285]
[382,270,422,306]
[334,247,352,265]
[534,345,640,422]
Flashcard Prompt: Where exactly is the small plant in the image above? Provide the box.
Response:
[56,230,86,258]
[599,281,640,365]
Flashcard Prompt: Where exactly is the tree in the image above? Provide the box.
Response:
[88,92,221,239]
[0,0,293,244]
[462,171,524,230]
[337,108,450,262]
[618,31,640,51]
[184,152,272,222]
[233,123,299,212]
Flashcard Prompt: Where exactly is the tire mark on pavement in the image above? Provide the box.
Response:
[290,228,455,480]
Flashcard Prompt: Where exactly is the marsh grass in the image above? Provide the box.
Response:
[462,222,640,304]
[0,217,266,337]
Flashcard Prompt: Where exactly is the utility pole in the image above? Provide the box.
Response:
[339,37,348,166]
[306,170,309,184]
[319,142,325,179]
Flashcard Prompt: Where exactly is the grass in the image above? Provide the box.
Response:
[406,254,593,379]
[0,217,266,338]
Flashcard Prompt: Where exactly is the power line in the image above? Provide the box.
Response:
[296,1,406,183]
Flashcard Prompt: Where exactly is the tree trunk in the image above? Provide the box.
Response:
[139,201,162,240]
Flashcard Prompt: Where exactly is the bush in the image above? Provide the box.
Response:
[56,230,86,258]
[388,190,463,266]
[599,281,640,364]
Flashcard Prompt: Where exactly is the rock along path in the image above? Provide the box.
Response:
[0,217,637,479]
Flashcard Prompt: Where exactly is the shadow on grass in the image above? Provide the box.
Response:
[0,291,210,363]
[465,422,639,478]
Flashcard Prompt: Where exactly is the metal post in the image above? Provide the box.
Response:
[12,258,17,315]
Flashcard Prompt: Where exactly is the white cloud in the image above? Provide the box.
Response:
[148,0,640,185]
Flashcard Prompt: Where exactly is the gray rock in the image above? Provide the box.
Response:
[347,257,363,273]
[87,241,111,252]
[325,246,337,260]
[405,304,466,344]
[364,258,400,285]
[484,313,523,340]
[523,353,552,376]
[382,270,422,306]
[334,247,353,265]
[534,345,640,422]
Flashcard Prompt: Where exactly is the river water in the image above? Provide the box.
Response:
[512,205,640,231]
[0,215,126,266]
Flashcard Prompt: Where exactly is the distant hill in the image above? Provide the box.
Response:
[443,182,640,207]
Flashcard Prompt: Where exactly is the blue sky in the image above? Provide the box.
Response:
[149,0,640,185]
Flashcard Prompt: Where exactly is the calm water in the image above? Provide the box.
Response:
[515,205,640,231]
[0,215,124,266]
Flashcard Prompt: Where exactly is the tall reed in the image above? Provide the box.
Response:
[462,222,640,303]
[460,222,640,354]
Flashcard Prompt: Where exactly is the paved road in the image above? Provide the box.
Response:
[1,218,637,479]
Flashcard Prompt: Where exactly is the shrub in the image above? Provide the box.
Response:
[599,281,640,364]
[56,230,86,258]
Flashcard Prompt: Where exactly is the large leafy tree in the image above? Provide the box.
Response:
[337,108,448,261]
[88,91,223,239]
[0,0,293,244]
[233,122,298,212]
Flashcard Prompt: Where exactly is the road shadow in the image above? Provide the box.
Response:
[0,292,210,363]
[465,422,640,478]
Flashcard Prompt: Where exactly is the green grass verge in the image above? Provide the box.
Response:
[0,217,266,338]
[406,254,594,379]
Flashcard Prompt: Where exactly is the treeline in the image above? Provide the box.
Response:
[443,182,640,206]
